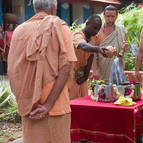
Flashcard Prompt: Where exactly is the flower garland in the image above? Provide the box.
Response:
[124,85,135,97]
[91,84,118,102]
[90,80,140,102]
[90,84,135,102]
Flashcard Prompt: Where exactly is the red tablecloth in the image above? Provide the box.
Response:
[70,95,143,143]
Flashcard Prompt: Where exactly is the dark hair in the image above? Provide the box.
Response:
[88,14,101,23]
[104,5,118,15]
[7,24,13,28]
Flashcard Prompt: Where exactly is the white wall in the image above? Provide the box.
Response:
[72,4,83,25]
[93,5,103,14]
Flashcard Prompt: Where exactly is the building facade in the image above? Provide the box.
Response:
[1,0,142,27]
[0,0,94,26]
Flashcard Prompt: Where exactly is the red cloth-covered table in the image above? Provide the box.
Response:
[70,95,143,143]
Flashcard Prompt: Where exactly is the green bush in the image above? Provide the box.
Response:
[0,77,20,123]
[116,4,143,71]
[117,4,143,47]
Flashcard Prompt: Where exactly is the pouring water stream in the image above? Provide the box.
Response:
[109,50,126,85]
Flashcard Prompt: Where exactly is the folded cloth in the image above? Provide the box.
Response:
[114,96,136,106]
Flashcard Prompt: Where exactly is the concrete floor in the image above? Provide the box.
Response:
[9,138,22,143]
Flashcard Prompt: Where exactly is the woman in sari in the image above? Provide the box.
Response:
[4,24,13,60]
[3,24,13,74]
[0,26,4,56]
[0,26,5,75]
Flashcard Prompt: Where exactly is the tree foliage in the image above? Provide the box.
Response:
[116,4,143,71]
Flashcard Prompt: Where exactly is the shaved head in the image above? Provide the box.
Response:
[88,15,102,24]
[84,14,102,39]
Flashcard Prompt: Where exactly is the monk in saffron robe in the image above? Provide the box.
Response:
[92,5,129,82]
[8,0,77,143]
[69,15,117,100]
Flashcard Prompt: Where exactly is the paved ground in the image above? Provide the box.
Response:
[9,138,93,143]
[10,138,22,143]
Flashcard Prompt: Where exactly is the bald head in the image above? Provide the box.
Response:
[84,15,102,38]
[88,15,102,24]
